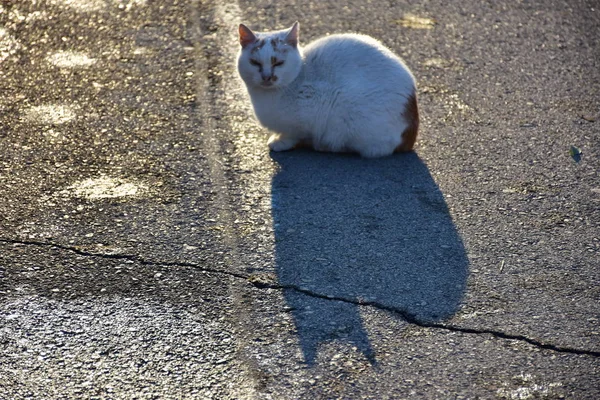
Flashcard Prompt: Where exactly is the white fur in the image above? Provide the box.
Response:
[237,24,417,158]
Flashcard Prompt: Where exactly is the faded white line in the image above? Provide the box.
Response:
[194,1,264,398]
[24,104,79,125]
[66,175,149,199]
[47,50,96,68]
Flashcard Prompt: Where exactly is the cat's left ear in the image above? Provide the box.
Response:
[285,22,299,47]
[239,24,257,48]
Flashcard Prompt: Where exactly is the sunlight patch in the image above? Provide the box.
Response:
[24,104,78,125]
[121,0,147,10]
[68,176,148,199]
[497,373,563,400]
[0,27,21,63]
[51,0,147,12]
[47,51,96,68]
[423,58,447,68]
[52,0,105,12]
[132,47,149,55]
[396,14,436,29]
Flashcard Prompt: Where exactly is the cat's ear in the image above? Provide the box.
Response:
[239,24,257,48]
[285,21,299,47]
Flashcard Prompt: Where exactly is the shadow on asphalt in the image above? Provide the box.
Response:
[270,150,469,365]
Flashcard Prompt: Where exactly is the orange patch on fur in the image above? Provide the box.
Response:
[395,92,419,152]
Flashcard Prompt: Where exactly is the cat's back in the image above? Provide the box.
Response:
[304,33,392,61]
[302,33,415,92]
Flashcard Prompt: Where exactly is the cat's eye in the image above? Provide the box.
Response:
[249,59,262,67]
[272,58,284,67]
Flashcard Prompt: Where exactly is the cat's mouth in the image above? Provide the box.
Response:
[260,81,276,88]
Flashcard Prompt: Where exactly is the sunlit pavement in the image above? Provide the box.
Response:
[1,0,599,398]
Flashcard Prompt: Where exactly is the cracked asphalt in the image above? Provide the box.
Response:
[1,0,599,398]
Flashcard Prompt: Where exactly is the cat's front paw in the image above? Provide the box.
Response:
[268,134,298,152]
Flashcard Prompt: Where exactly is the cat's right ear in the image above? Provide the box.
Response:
[239,24,257,48]
[285,21,299,47]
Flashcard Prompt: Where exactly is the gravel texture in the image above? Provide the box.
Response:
[1,0,599,398]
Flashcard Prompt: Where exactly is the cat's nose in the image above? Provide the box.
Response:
[261,73,272,82]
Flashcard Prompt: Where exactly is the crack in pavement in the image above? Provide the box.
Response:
[2,236,599,358]
[0,237,249,281]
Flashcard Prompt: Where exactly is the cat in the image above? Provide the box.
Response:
[237,22,419,158]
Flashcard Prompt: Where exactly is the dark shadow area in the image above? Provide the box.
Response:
[270,150,469,365]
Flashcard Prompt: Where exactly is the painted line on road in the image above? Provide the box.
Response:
[192,0,269,397]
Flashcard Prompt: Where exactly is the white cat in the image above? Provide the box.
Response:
[237,22,419,158]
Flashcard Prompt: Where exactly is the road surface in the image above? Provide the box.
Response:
[1,0,598,398]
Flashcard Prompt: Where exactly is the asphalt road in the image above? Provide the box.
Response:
[1,0,599,398]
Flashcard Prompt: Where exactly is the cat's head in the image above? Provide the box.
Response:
[237,22,302,90]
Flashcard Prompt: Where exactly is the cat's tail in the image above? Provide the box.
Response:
[395,92,419,152]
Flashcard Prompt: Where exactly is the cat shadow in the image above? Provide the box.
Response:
[270,150,469,365]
